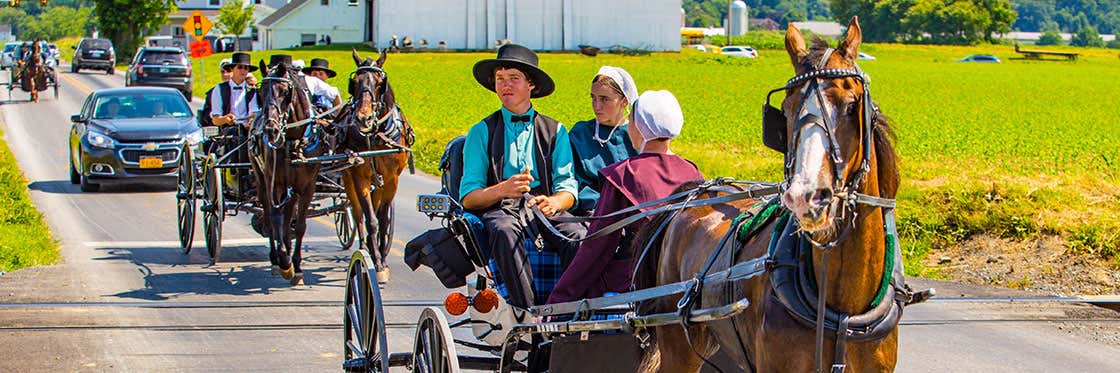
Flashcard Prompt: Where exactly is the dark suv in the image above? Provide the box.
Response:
[72,38,115,74]
[125,47,193,98]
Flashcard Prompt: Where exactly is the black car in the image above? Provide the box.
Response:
[125,47,193,98]
[69,87,201,192]
[71,37,115,74]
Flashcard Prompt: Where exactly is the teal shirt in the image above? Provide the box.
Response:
[459,106,578,201]
[568,119,637,214]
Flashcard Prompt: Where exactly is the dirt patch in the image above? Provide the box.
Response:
[923,234,1119,296]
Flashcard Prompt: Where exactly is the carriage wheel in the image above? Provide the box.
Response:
[335,201,356,250]
[202,165,224,264]
[412,307,461,373]
[176,145,197,254]
[343,250,390,373]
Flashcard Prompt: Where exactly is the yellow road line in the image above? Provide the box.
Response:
[313,216,405,257]
[58,72,94,94]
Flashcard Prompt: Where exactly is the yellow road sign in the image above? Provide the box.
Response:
[181,11,213,43]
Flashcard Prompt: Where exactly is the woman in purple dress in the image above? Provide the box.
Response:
[547,90,704,304]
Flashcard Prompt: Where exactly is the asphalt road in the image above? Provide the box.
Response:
[0,65,1117,372]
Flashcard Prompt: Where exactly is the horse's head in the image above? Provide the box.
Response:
[348,48,393,134]
[767,17,885,235]
[255,59,310,145]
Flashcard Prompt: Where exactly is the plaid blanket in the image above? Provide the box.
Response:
[463,212,563,305]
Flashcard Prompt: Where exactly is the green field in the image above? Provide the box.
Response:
[0,127,59,273]
[191,42,1120,276]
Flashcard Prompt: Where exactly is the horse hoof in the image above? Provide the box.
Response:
[290,273,304,286]
[271,265,280,276]
[279,266,295,280]
[376,269,390,284]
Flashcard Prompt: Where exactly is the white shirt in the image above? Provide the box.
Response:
[209,79,260,123]
[303,74,339,101]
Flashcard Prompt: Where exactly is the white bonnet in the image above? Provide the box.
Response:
[594,66,638,103]
[632,90,684,142]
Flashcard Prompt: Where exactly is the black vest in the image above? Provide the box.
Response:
[481,110,560,196]
[215,81,257,118]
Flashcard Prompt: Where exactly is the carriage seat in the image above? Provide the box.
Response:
[409,135,563,304]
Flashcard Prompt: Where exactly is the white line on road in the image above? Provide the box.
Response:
[82,236,340,248]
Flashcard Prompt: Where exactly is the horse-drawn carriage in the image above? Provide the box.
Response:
[1,42,59,102]
[343,18,934,373]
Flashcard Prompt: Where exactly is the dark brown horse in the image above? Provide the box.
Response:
[250,59,326,285]
[334,49,414,284]
[19,40,46,102]
[634,17,903,372]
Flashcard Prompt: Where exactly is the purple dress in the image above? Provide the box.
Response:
[547,153,704,304]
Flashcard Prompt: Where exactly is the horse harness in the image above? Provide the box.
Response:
[344,65,416,172]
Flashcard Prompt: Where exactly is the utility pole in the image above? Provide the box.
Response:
[726,0,732,45]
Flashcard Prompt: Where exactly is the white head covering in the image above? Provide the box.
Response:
[632,90,684,148]
[595,66,638,103]
[292,59,306,71]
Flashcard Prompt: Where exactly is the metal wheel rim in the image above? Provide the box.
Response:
[335,201,356,250]
[343,250,389,372]
[203,166,223,262]
[176,146,196,254]
[413,307,460,373]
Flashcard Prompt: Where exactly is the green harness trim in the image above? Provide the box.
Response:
[758,209,898,309]
[735,197,783,242]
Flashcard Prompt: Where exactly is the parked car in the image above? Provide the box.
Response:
[958,54,1001,63]
[68,87,201,192]
[721,45,758,58]
[125,47,193,98]
[71,37,116,74]
[1,42,20,70]
[857,52,876,60]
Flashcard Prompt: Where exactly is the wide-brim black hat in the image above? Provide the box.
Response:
[303,58,336,78]
[268,54,293,68]
[229,52,258,72]
[472,44,554,98]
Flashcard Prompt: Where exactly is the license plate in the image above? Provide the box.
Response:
[159,67,169,73]
[90,51,102,56]
[139,157,162,169]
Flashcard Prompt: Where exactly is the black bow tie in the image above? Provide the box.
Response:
[510,114,531,123]
[232,86,243,91]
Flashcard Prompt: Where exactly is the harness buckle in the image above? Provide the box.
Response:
[830,363,847,373]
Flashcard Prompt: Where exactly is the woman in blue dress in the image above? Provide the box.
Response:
[568,66,639,215]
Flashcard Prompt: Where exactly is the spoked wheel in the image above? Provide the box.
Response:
[335,200,356,250]
[343,250,389,373]
[202,164,224,264]
[176,145,197,254]
[413,307,461,373]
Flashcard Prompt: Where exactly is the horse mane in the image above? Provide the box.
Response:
[804,37,900,199]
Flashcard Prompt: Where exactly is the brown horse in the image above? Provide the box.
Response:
[250,59,326,285]
[634,17,904,372]
[19,40,46,102]
[334,49,414,284]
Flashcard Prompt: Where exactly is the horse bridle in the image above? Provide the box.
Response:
[762,49,894,250]
[349,66,396,131]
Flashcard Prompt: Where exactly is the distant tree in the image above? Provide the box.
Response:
[216,2,255,51]
[1036,30,1064,46]
[832,0,1014,45]
[92,0,176,61]
[1107,39,1120,49]
[1070,26,1105,48]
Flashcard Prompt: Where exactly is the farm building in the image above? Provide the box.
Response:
[371,0,682,51]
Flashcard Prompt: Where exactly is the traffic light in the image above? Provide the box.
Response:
[193,16,203,37]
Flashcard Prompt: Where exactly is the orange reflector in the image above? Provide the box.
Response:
[473,289,500,313]
[444,292,469,316]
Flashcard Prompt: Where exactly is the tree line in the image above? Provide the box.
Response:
[0,2,94,41]
[683,0,834,28]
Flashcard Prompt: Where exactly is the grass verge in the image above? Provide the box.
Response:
[0,127,59,273]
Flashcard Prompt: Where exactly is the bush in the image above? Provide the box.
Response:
[1070,26,1105,48]
[1108,39,1120,49]
[1036,30,1064,46]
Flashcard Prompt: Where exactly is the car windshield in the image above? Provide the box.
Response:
[723,47,740,52]
[93,93,192,119]
[3,44,17,53]
[83,39,112,50]
[139,51,186,65]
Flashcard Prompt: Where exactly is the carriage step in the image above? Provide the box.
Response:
[341,357,369,372]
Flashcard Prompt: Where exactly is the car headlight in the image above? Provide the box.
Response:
[183,129,203,146]
[86,130,114,149]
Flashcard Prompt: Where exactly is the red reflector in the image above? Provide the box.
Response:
[473,289,500,313]
[444,292,468,316]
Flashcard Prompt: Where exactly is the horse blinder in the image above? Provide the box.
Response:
[762,90,789,153]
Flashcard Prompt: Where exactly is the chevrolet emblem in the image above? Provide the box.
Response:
[142,142,158,151]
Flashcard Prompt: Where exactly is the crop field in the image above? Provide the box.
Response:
[192,42,1120,276]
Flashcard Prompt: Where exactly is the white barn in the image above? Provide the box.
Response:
[257,0,367,50]
[371,0,682,51]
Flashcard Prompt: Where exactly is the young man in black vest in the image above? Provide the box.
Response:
[206,52,259,196]
[199,59,233,128]
[460,44,586,308]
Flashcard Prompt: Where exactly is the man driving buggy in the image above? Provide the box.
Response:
[460,44,587,309]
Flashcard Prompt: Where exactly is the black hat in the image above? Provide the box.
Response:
[229,52,258,72]
[268,54,292,68]
[303,58,336,78]
[472,44,554,98]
